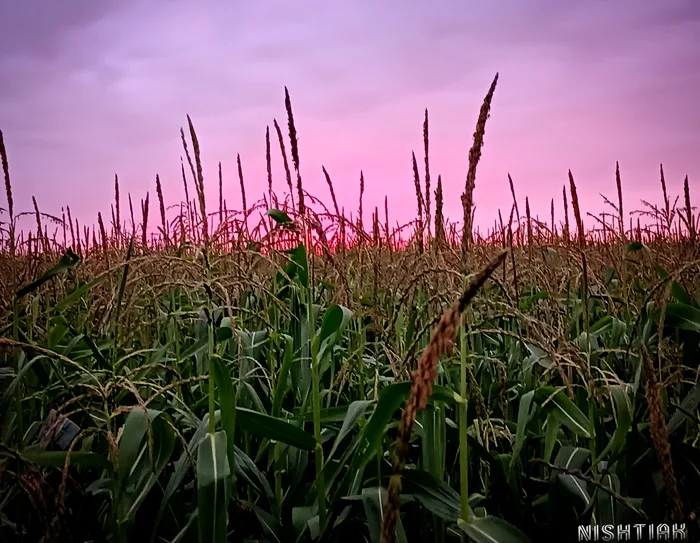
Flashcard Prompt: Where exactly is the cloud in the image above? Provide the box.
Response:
[0,0,698,229]
[0,2,116,61]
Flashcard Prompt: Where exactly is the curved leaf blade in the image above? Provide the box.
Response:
[197,431,230,543]
[457,514,532,543]
[236,407,315,450]
[534,386,591,438]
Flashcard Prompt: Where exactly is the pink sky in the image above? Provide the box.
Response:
[1,0,699,235]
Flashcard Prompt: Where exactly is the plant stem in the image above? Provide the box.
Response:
[208,321,216,435]
[13,300,22,448]
[308,269,327,528]
[459,315,469,520]
[207,254,216,435]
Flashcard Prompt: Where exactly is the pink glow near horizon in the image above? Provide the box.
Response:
[1,0,699,239]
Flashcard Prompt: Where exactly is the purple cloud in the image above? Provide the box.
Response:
[1,0,698,235]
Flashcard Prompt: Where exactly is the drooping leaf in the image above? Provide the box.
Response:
[292,505,316,540]
[54,275,107,312]
[601,385,632,459]
[672,283,691,305]
[216,325,233,342]
[419,404,446,480]
[317,304,353,365]
[15,249,80,299]
[525,344,552,369]
[271,334,294,418]
[361,486,387,543]
[22,449,112,472]
[284,244,308,288]
[326,381,457,532]
[152,412,219,542]
[401,468,461,521]
[553,446,591,507]
[234,445,275,504]
[267,209,293,225]
[509,390,535,474]
[664,303,700,333]
[457,514,532,543]
[543,413,561,464]
[534,386,591,438]
[329,400,373,459]
[595,467,620,527]
[116,408,176,526]
[590,316,613,335]
[2,355,49,407]
[626,241,646,253]
[171,510,198,543]
[244,501,284,543]
[211,355,237,476]
[236,407,315,450]
[197,431,230,543]
[668,383,700,435]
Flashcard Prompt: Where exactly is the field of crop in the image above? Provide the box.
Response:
[1,81,699,543]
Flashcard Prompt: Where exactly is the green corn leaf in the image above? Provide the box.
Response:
[328,399,373,459]
[234,445,275,504]
[284,244,308,288]
[534,386,591,438]
[600,385,632,459]
[553,446,591,507]
[668,383,700,435]
[457,513,532,543]
[543,413,561,464]
[54,275,107,313]
[361,486,387,543]
[116,408,176,526]
[243,501,283,543]
[15,249,80,299]
[595,467,620,526]
[401,468,461,521]
[664,303,700,333]
[21,449,112,472]
[152,412,220,543]
[418,405,446,480]
[509,390,535,474]
[210,355,237,477]
[325,381,458,536]
[271,334,294,418]
[316,304,353,364]
[267,209,293,225]
[2,355,48,407]
[236,407,315,450]
[197,431,231,543]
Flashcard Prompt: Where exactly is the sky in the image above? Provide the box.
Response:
[1,0,699,237]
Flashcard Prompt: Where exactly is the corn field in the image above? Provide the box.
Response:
[1,79,700,543]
